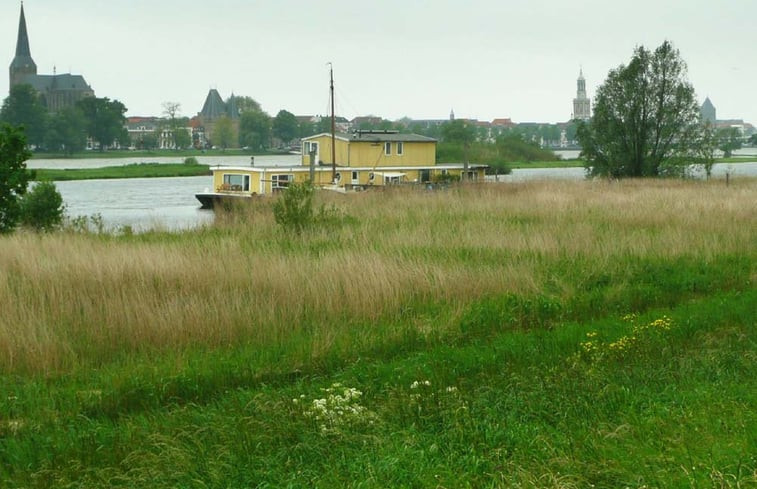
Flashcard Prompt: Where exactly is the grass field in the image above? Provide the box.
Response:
[29,148,285,160]
[33,162,211,181]
[0,179,754,487]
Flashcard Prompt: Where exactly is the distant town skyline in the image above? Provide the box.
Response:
[2,1,755,125]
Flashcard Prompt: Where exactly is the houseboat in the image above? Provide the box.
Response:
[195,130,487,208]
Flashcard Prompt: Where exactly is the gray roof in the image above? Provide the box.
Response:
[200,89,227,119]
[18,73,92,92]
[348,131,436,143]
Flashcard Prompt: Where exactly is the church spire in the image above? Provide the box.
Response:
[10,2,38,87]
[16,2,32,57]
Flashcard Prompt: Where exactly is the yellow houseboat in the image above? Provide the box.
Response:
[195,129,487,208]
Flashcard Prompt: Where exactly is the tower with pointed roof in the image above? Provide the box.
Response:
[9,2,37,87]
[572,69,591,121]
[8,3,94,112]
[196,89,241,147]
[701,97,716,124]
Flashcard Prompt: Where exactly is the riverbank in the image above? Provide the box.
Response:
[1,180,755,487]
[32,158,757,181]
[30,148,289,159]
[34,163,211,181]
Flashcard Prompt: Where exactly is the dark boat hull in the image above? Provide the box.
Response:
[195,192,253,209]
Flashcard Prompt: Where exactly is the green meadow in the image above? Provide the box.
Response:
[33,162,211,181]
[0,179,755,487]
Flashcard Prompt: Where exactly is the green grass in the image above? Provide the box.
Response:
[33,163,212,181]
[30,148,289,159]
[0,180,754,487]
[0,288,754,487]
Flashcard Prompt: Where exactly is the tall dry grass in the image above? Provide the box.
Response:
[1,179,754,374]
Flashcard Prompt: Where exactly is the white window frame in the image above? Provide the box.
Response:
[271,174,293,189]
[397,141,404,156]
[384,142,391,156]
[303,141,319,156]
[222,173,250,191]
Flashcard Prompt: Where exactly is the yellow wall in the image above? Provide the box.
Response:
[301,135,436,167]
[300,135,349,166]
[348,141,435,167]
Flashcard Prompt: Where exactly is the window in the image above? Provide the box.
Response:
[397,141,403,155]
[384,142,391,155]
[222,174,250,191]
[303,141,318,155]
[271,174,293,189]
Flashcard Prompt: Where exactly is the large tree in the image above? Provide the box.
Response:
[577,41,700,177]
[0,84,48,148]
[239,110,272,151]
[272,109,298,145]
[77,97,127,151]
[212,116,235,150]
[0,124,33,233]
[45,106,87,155]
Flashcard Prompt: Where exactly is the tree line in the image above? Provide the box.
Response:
[0,84,128,154]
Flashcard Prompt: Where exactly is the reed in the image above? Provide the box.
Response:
[0,179,754,375]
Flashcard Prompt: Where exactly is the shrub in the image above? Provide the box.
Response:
[19,181,65,232]
[272,181,314,234]
[183,156,199,165]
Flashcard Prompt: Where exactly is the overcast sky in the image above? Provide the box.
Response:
[3,0,755,124]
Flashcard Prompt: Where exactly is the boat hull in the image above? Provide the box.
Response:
[195,192,253,209]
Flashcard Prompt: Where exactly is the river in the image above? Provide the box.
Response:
[35,152,757,232]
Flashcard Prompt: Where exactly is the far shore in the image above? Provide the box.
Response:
[30,157,756,181]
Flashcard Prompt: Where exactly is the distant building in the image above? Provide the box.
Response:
[701,97,716,124]
[572,69,591,121]
[195,89,240,147]
[8,3,94,112]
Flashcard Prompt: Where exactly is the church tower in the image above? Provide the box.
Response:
[9,2,38,88]
[572,69,591,121]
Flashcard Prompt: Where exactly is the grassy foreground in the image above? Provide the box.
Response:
[0,180,755,487]
[34,162,211,181]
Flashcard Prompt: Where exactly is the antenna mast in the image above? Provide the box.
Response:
[329,63,336,183]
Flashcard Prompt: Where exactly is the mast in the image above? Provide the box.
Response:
[329,63,336,183]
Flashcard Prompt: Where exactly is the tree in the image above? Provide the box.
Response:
[749,133,757,146]
[272,110,298,146]
[212,116,235,150]
[19,181,64,231]
[0,124,33,233]
[234,96,262,114]
[717,127,742,158]
[44,106,87,155]
[0,84,48,148]
[161,102,191,150]
[694,121,718,179]
[441,120,476,145]
[577,41,700,177]
[77,97,127,151]
[173,126,192,150]
[239,110,271,151]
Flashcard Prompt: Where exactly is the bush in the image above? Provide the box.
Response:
[183,156,199,165]
[19,181,65,232]
[272,182,314,234]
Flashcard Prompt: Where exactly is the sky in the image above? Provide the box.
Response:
[2,0,755,125]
